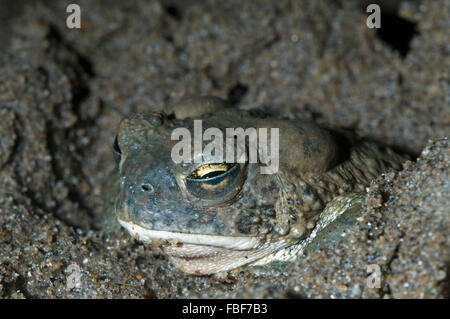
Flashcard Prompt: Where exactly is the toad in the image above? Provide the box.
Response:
[111,96,407,275]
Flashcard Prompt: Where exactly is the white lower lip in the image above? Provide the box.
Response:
[118,219,262,250]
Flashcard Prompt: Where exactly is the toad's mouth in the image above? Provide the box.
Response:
[117,218,263,250]
[118,218,290,274]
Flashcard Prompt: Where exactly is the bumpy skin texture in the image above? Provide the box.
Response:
[113,96,407,274]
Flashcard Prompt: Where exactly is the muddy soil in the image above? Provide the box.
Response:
[0,0,448,298]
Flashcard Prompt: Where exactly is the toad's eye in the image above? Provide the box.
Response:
[113,135,121,166]
[185,163,245,202]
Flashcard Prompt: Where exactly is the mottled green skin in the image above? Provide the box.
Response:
[108,96,407,274]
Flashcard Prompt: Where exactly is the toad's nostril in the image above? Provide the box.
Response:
[141,183,154,193]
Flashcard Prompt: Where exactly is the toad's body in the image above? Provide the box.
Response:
[111,96,406,274]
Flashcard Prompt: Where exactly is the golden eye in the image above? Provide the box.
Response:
[187,163,235,184]
[185,163,243,201]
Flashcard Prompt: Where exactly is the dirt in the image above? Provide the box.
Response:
[0,0,448,298]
